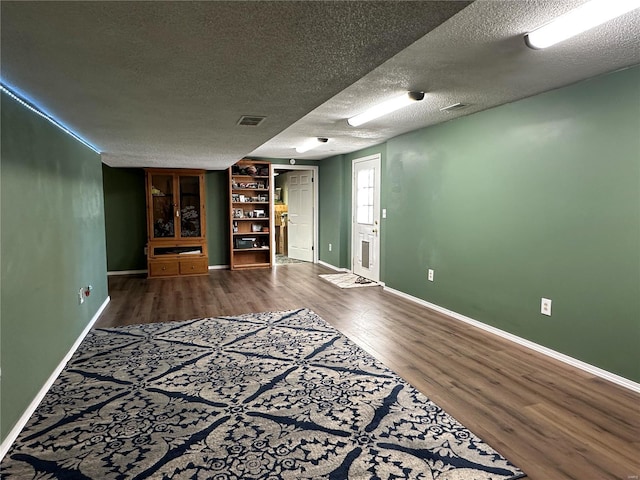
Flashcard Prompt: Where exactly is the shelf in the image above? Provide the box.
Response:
[233,232,269,236]
[232,262,271,269]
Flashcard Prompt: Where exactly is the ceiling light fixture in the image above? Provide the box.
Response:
[295,137,328,154]
[347,91,425,127]
[0,82,101,153]
[524,0,640,49]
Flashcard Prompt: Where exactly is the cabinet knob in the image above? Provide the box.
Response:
[191,265,195,269]
[162,266,166,270]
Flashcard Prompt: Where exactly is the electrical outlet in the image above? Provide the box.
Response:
[428,269,434,282]
[329,243,332,252]
[541,297,552,316]
[78,288,85,305]
[382,209,387,219]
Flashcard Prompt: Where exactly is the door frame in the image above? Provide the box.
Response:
[271,164,319,264]
[351,153,381,281]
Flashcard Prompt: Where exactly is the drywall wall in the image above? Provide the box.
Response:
[102,165,147,271]
[205,170,229,266]
[319,66,640,382]
[1,91,108,442]
[101,168,229,270]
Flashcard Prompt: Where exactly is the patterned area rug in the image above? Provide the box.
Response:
[1,309,525,479]
[319,273,378,288]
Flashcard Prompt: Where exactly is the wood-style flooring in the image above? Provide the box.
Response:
[97,263,639,480]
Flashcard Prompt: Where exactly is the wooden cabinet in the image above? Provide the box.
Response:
[145,169,208,278]
[228,160,273,269]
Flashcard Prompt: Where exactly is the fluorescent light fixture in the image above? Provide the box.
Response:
[0,83,101,153]
[525,0,640,49]
[348,91,425,127]
[295,137,328,153]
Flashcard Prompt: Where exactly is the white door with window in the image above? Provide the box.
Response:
[352,154,380,282]
[287,170,314,262]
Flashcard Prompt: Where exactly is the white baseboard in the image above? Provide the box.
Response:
[383,286,640,394]
[318,260,350,272]
[107,269,146,276]
[108,266,229,276]
[0,296,111,461]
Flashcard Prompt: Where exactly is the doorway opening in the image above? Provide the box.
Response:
[272,164,319,265]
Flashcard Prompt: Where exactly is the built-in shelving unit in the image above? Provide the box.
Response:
[228,160,273,269]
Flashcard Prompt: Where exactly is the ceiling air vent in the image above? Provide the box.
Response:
[237,115,266,127]
[439,103,469,113]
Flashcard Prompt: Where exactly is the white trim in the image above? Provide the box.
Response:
[107,269,147,276]
[383,286,640,394]
[317,260,350,273]
[271,164,319,264]
[0,296,111,461]
[208,265,229,270]
[108,265,230,275]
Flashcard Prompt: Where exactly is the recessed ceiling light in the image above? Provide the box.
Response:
[347,91,425,127]
[524,0,640,49]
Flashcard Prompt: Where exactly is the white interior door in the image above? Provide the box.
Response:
[352,155,381,282]
[287,170,314,262]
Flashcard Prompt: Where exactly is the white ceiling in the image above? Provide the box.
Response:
[2,1,639,170]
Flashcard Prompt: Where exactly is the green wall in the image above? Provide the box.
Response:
[205,170,229,266]
[1,92,109,442]
[319,155,345,267]
[102,165,146,271]
[318,66,640,382]
[102,168,231,270]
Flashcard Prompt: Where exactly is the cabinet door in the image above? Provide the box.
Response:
[149,173,176,238]
[178,175,202,238]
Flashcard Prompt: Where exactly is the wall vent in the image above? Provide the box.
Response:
[439,103,469,113]
[237,115,266,126]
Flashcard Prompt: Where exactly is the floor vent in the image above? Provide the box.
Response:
[237,115,266,126]
[439,103,469,113]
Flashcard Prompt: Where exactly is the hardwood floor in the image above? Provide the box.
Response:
[97,263,639,480]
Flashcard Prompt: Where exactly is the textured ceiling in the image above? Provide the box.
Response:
[2,1,639,169]
[0,1,468,169]
[254,0,640,159]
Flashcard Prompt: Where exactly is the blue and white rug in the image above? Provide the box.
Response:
[1,308,525,479]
